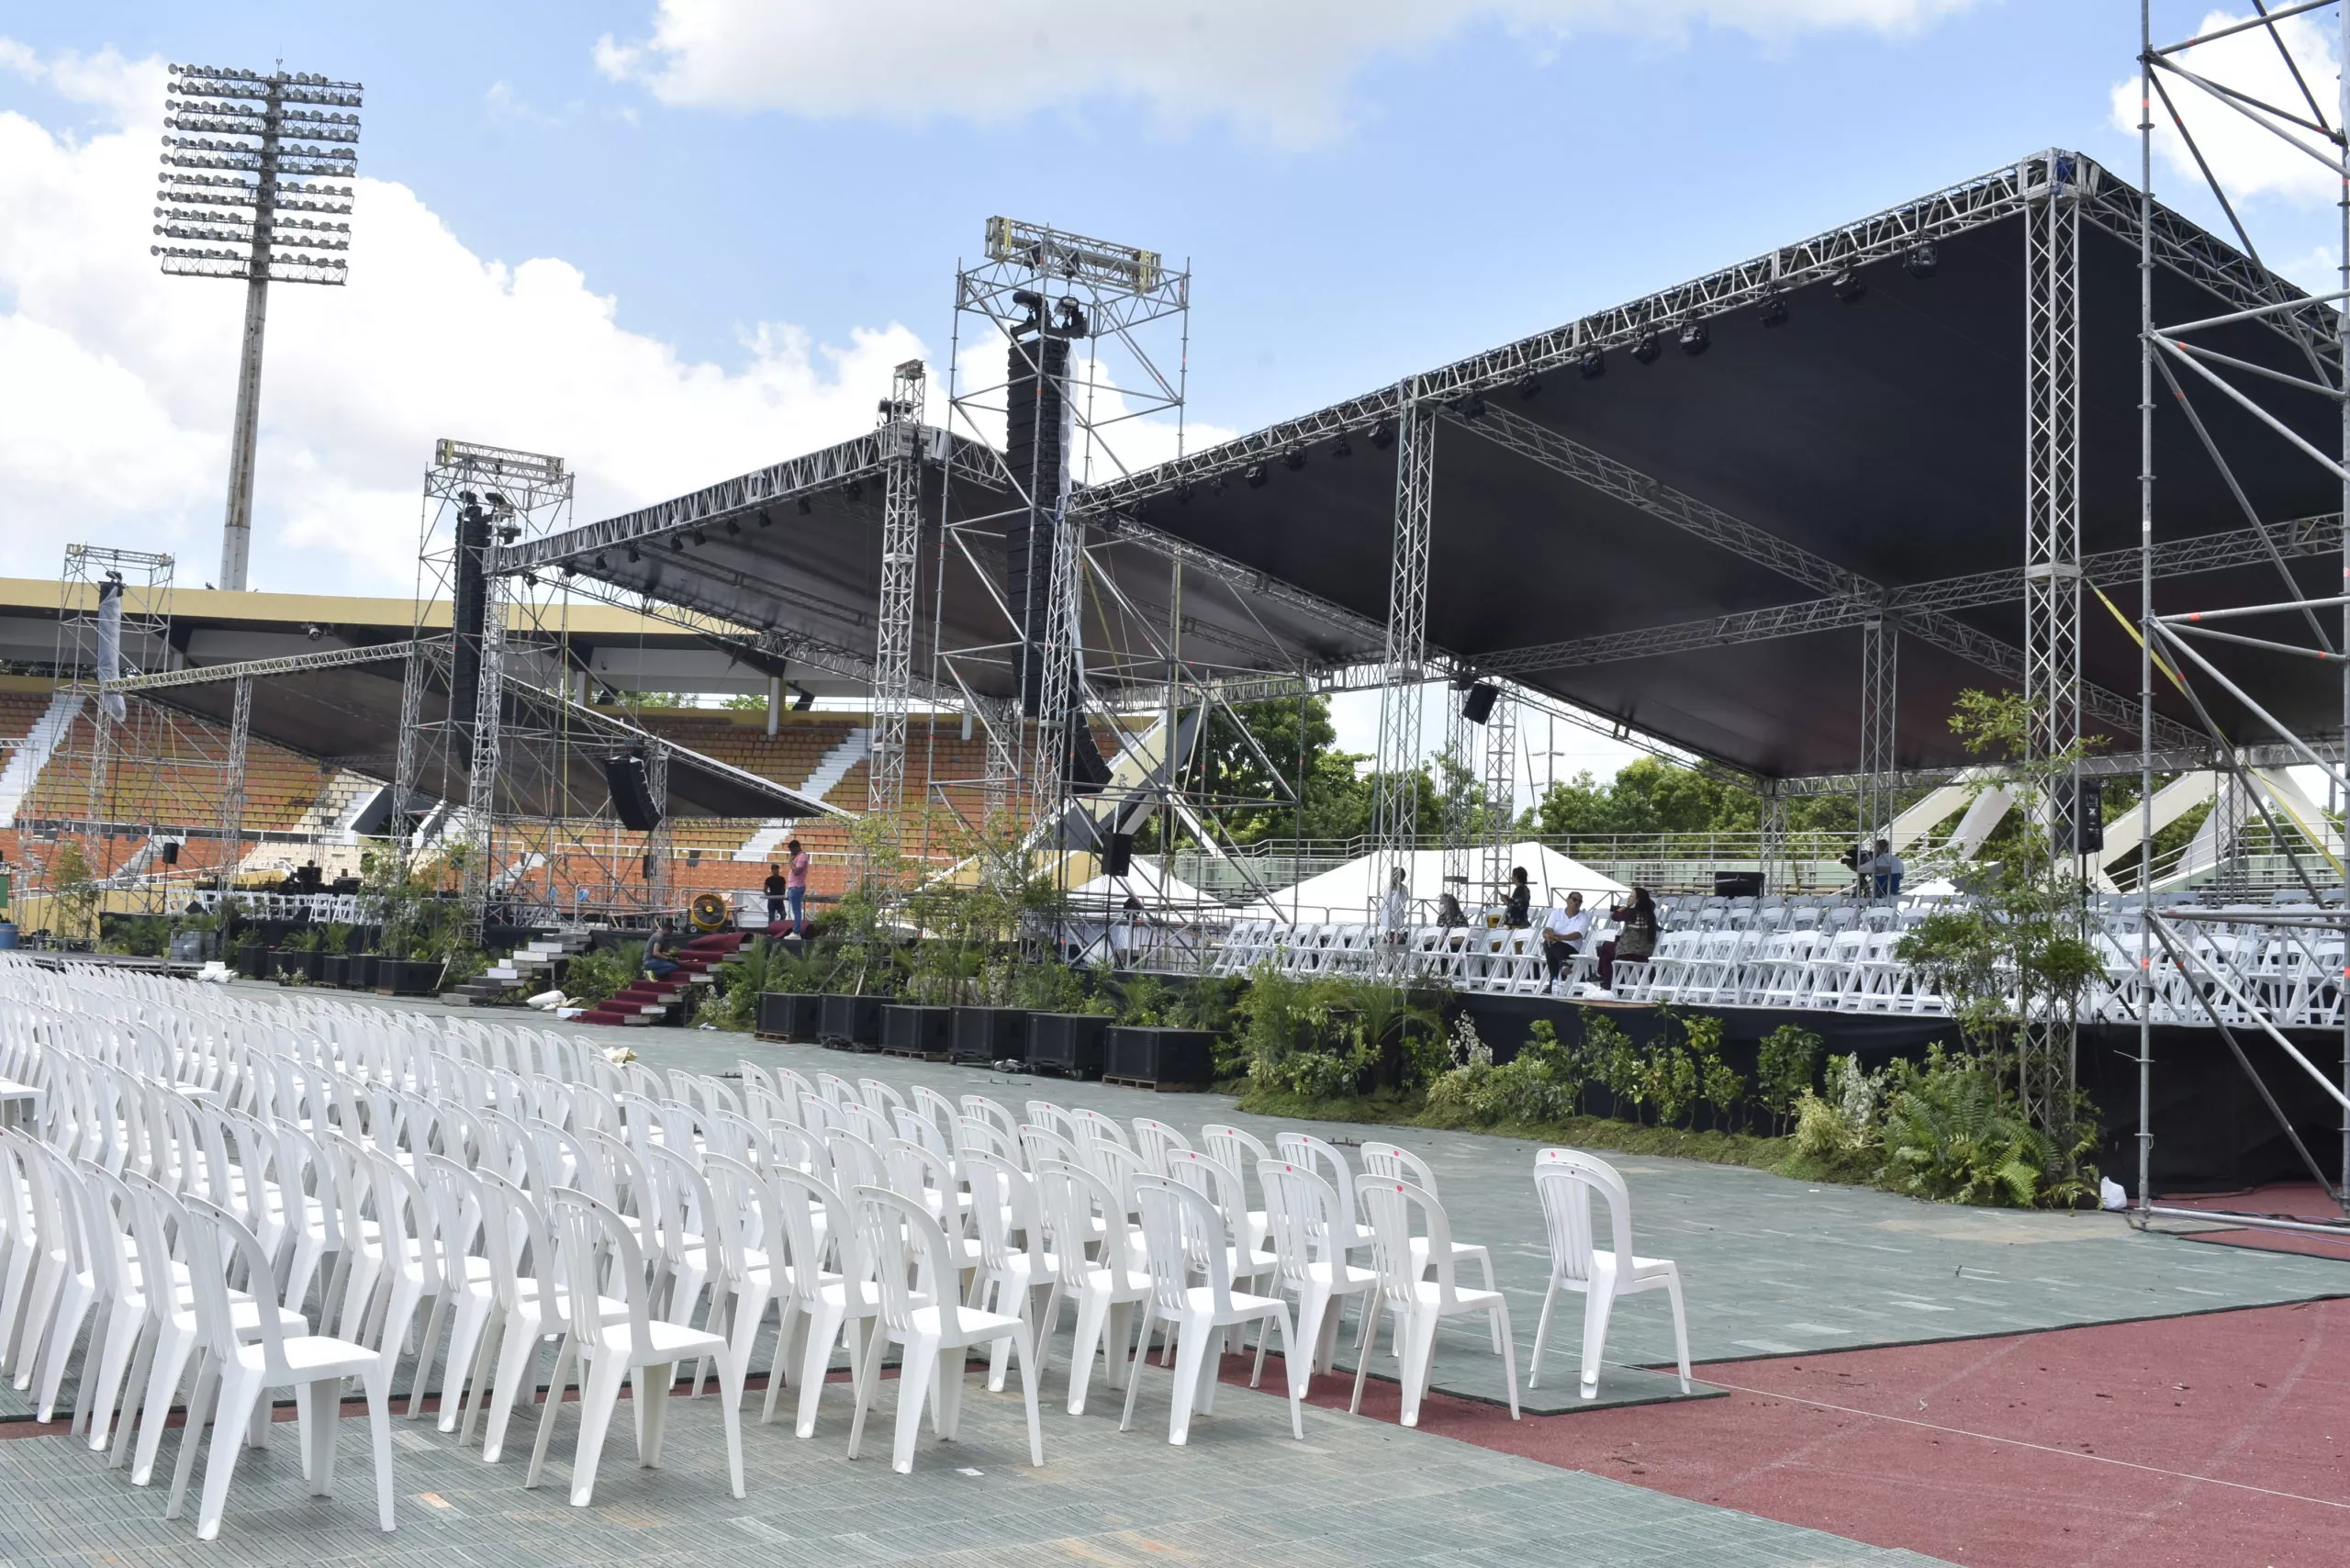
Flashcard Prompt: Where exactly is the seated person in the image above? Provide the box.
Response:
[1435,892,1468,928]
[1540,890,1591,990]
[643,921,681,980]
[1594,886,1660,993]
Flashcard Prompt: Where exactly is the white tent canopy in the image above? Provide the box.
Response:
[1235,841,1628,924]
[1069,858,1214,911]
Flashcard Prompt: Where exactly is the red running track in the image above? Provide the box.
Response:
[1228,1295,2350,1568]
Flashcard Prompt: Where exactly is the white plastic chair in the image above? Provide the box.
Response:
[164,1196,394,1541]
[1119,1176,1304,1446]
[1350,1174,1519,1428]
[1360,1140,1502,1350]
[844,1183,1045,1475]
[1032,1159,1148,1415]
[1256,1157,1377,1394]
[1528,1149,1690,1399]
[527,1187,744,1506]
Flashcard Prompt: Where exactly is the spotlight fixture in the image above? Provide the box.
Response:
[1174,481,1196,501]
[1514,374,1540,400]
[1331,434,1352,459]
[1453,391,1488,420]
[496,521,521,544]
[1630,330,1662,364]
[302,622,326,641]
[668,536,685,553]
[520,570,538,587]
[1367,420,1397,450]
[1757,293,1788,328]
[1677,319,1710,356]
[1243,463,1270,489]
[796,497,812,515]
[625,545,642,563]
[755,509,771,528]
[1211,475,1228,495]
[723,517,740,535]
[691,526,709,545]
[845,480,863,500]
[1831,267,1866,303]
[1903,242,1938,280]
[593,553,610,570]
[560,562,576,576]
[1282,445,1307,471]
[1575,347,1606,379]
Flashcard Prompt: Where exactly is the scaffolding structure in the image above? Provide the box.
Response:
[2132,1,2350,1216]
[395,439,587,938]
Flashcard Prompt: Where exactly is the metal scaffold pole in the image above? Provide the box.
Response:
[1858,617,1899,853]
[868,360,927,838]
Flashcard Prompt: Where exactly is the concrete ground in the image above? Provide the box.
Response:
[5,981,2344,1564]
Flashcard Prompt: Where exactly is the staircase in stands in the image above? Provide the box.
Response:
[451,928,593,1006]
[572,930,749,1026]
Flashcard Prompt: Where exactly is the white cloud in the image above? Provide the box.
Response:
[0,39,947,595]
[596,0,1982,149]
[2112,8,2343,208]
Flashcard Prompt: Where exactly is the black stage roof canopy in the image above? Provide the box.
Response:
[509,150,2341,780]
[498,427,1388,707]
[109,644,838,822]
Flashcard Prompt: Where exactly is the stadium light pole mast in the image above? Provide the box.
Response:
[155,62,363,590]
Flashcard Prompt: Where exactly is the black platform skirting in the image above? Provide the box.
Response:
[1452,992,2344,1194]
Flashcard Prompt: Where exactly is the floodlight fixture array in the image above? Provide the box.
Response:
[155,62,363,592]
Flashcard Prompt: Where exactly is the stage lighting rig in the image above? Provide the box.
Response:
[1903,242,1938,280]
[797,497,813,515]
[1453,391,1488,420]
[1282,445,1308,471]
[1331,434,1353,459]
[1514,374,1540,400]
[1630,330,1662,364]
[1368,420,1397,450]
[1677,319,1710,355]
[1575,347,1606,379]
[1831,266,1867,302]
[156,62,362,593]
[1244,463,1270,488]
[1757,292,1788,328]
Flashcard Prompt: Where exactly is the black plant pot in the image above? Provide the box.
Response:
[881,1004,953,1058]
[756,991,824,1042]
[344,953,377,990]
[951,1006,1028,1064]
[274,948,324,982]
[236,943,269,979]
[320,954,349,987]
[819,992,885,1048]
[1026,1013,1109,1080]
[376,958,442,996]
[1103,1025,1214,1088]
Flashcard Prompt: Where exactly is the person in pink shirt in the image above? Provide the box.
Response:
[785,837,811,935]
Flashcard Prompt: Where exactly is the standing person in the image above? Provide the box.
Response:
[1539,890,1591,992]
[1865,837,1906,900]
[785,837,811,936]
[1593,886,1659,994]
[762,862,789,931]
[1381,866,1411,945]
[1505,867,1531,929]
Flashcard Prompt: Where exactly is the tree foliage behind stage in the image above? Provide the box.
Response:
[1523,756,1858,838]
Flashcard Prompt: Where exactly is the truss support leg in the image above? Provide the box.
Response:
[645,742,672,918]
[1481,687,1516,913]
[1759,783,1787,896]
[1371,396,1436,935]
[1438,684,1474,916]
[2023,148,2086,1135]
[868,360,926,888]
[462,576,507,945]
[1858,617,1898,855]
[215,675,252,913]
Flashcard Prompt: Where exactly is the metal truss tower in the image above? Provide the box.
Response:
[155,63,362,590]
[1858,618,1899,847]
[1481,685,1519,910]
[2132,2,2350,1215]
[1371,398,1437,924]
[867,360,927,833]
[933,218,1189,848]
[401,440,576,938]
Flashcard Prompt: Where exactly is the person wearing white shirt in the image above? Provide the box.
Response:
[1540,890,1592,991]
[1381,866,1410,944]
[1864,837,1906,899]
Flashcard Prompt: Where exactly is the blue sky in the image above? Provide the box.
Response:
[0,2,2334,778]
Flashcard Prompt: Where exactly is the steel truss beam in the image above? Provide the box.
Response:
[106,638,415,692]
[1441,403,2201,750]
[1472,512,2342,677]
[1076,151,2323,519]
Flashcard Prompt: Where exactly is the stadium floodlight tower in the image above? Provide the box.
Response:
[154,62,363,591]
